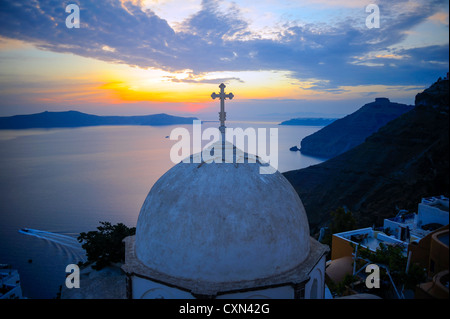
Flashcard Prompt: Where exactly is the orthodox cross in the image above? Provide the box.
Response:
[211,83,234,136]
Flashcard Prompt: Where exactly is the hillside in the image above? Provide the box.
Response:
[279,118,337,126]
[284,79,449,233]
[0,111,198,129]
[299,98,414,158]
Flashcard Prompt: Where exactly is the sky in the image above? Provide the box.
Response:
[0,0,448,120]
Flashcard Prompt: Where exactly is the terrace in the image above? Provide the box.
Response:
[333,227,407,255]
[384,196,449,244]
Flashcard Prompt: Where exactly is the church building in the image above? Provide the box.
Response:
[121,84,329,299]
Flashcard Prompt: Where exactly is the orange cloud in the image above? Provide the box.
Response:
[428,12,449,25]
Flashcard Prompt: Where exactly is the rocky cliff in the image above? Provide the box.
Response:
[299,98,414,158]
[284,79,449,233]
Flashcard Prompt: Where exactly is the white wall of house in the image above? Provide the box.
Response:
[418,202,449,227]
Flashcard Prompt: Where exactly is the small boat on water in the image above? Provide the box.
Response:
[20,228,29,233]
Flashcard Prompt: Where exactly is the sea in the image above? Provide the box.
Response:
[0,121,326,299]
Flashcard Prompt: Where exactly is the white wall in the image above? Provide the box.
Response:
[383,219,401,239]
[337,227,373,239]
[418,203,449,227]
[216,285,294,299]
[132,276,296,299]
[132,276,195,299]
[304,255,326,299]
[377,232,406,245]
[132,255,327,300]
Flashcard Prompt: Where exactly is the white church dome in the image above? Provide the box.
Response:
[134,143,311,283]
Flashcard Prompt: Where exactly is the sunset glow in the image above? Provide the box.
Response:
[0,0,448,119]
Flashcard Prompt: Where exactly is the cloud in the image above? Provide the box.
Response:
[181,0,248,40]
[427,11,449,25]
[0,0,448,91]
[167,76,244,84]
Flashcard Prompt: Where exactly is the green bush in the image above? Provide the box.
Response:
[357,243,427,291]
[78,221,136,270]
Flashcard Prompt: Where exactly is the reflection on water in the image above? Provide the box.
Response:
[0,123,325,298]
[18,228,86,263]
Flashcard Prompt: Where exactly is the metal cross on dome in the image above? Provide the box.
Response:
[211,83,234,135]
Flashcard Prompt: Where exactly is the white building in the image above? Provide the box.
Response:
[0,264,23,299]
[331,196,449,260]
[122,141,329,299]
[383,195,449,243]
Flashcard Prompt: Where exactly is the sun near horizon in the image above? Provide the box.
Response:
[0,0,448,119]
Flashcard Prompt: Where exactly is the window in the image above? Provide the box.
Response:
[430,259,435,274]
[310,279,318,299]
[295,284,305,299]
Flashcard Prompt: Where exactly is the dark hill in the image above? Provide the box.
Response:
[284,79,449,233]
[0,111,198,129]
[279,118,337,126]
[299,98,414,158]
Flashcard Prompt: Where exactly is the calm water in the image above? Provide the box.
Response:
[0,122,325,299]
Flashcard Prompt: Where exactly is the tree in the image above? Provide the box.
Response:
[357,243,427,292]
[330,207,357,234]
[327,273,358,297]
[320,207,357,247]
[77,221,136,270]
